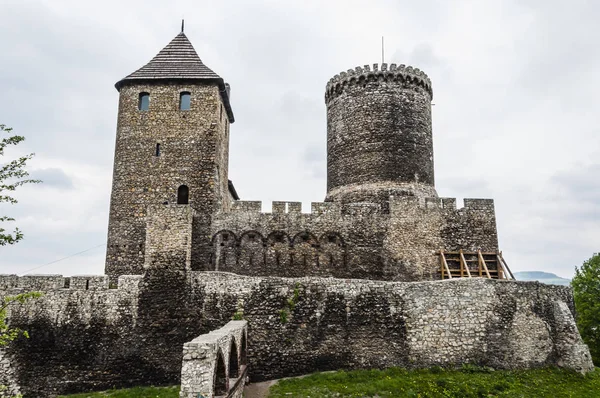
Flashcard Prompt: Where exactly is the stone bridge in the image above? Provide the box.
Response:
[179,320,248,398]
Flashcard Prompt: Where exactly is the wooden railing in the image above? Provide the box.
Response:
[438,250,514,280]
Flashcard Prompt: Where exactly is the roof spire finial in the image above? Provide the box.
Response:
[181,19,185,33]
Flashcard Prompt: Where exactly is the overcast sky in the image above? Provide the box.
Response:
[0,0,598,278]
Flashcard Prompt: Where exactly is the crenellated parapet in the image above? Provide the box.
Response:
[231,200,262,213]
[325,63,433,102]
[206,195,498,281]
[389,196,495,212]
[229,201,341,216]
[0,274,143,292]
[384,196,499,280]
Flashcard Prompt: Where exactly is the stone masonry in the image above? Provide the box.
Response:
[325,64,436,205]
[0,28,594,397]
[180,320,247,398]
[105,33,233,283]
[103,31,497,285]
[208,196,497,281]
[0,272,593,396]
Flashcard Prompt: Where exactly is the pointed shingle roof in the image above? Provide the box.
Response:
[115,32,234,122]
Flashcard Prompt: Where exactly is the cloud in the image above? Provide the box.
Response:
[30,168,73,189]
[301,144,326,180]
[551,164,600,204]
[0,0,598,280]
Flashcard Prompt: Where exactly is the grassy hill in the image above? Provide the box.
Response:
[60,385,178,397]
[269,366,600,397]
[513,271,571,286]
[61,367,600,397]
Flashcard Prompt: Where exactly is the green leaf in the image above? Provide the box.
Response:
[0,124,41,246]
[572,253,600,365]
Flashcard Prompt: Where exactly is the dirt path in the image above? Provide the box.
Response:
[244,372,329,397]
[243,380,278,398]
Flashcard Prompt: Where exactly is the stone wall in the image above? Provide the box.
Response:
[0,349,20,398]
[385,197,499,280]
[203,196,498,281]
[145,205,197,271]
[0,271,592,396]
[0,274,143,397]
[325,63,436,204]
[105,81,232,283]
[180,321,247,398]
[185,273,593,380]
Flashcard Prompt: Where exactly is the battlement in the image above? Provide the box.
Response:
[325,63,433,101]
[390,196,494,212]
[0,274,143,292]
[229,201,340,215]
[231,200,262,212]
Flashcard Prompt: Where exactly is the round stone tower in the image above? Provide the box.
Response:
[325,63,437,205]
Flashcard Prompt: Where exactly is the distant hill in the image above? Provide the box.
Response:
[513,271,571,286]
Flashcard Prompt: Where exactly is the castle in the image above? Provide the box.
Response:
[105,30,499,284]
[0,28,594,397]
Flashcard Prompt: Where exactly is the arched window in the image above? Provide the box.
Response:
[177,185,189,204]
[229,339,239,378]
[179,91,191,110]
[138,92,150,111]
[214,350,228,396]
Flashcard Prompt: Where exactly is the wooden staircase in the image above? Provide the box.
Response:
[438,250,515,280]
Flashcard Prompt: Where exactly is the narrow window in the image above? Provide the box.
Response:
[177,185,189,204]
[85,280,90,290]
[155,143,161,156]
[220,105,223,121]
[179,91,191,110]
[138,92,150,111]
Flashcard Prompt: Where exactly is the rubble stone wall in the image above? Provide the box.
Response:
[0,349,21,398]
[325,63,436,204]
[206,196,498,281]
[106,81,232,283]
[0,275,143,397]
[187,273,593,380]
[180,320,247,398]
[0,271,592,396]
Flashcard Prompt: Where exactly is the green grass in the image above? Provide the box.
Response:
[59,385,179,398]
[268,366,600,398]
[56,367,600,398]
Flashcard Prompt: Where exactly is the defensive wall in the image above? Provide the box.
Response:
[204,196,498,281]
[0,270,593,396]
[0,274,143,397]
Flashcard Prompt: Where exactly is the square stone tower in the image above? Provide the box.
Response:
[105,29,234,283]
